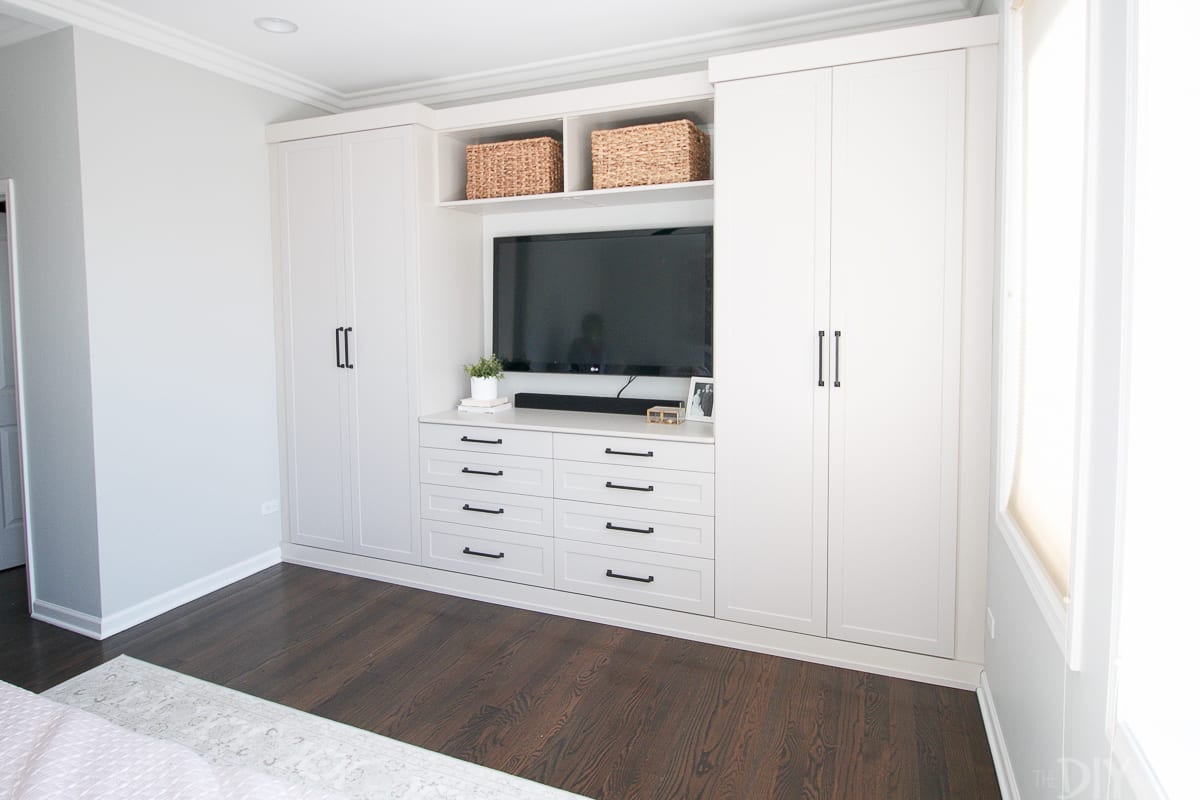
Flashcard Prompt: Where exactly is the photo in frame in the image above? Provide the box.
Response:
[686,377,714,423]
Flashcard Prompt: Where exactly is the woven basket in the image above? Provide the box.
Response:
[465,137,563,199]
[591,119,710,190]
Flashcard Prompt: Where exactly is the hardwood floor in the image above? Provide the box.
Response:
[0,563,1000,799]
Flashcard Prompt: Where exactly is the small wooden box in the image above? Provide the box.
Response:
[591,119,710,190]
[646,405,684,425]
[465,137,564,199]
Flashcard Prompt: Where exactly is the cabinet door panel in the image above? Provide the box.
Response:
[827,51,964,657]
[713,69,831,635]
[344,129,418,562]
[277,137,351,552]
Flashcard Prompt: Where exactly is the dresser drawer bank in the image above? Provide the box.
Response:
[415,409,715,611]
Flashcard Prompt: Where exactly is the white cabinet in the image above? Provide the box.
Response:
[274,127,480,564]
[714,50,967,657]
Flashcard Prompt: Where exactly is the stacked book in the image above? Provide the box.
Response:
[458,396,513,414]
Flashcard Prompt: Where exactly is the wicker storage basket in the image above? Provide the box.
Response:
[590,119,710,190]
[465,136,563,199]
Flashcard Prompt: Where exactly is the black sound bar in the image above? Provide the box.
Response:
[515,393,682,416]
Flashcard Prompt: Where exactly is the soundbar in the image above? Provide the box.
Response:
[514,392,682,416]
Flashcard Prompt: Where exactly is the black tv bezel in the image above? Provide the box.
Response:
[491,226,714,378]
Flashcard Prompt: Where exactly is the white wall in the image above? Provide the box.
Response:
[481,199,713,404]
[983,1,1133,797]
[0,29,102,618]
[69,29,323,622]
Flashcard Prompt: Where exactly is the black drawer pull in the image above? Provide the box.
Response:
[463,504,504,515]
[463,547,504,559]
[462,436,503,445]
[606,569,654,584]
[606,522,654,534]
[462,467,504,476]
[605,481,654,492]
[605,447,654,458]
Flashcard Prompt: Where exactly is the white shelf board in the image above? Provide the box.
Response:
[421,407,715,443]
[439,180,714,214]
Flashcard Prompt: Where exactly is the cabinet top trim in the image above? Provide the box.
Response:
[708,15,998,84]
[420,408,715,444]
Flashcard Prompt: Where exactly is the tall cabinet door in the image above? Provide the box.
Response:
[714,69,832,636]
[276,137,353,551]
[826,50,965,657]
[343,128,418,562]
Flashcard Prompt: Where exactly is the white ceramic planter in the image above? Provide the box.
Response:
[470,376,499,401]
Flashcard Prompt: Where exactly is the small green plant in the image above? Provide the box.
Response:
[464,354,505,379]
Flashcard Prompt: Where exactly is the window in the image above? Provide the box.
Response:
[1000,0,1089,601]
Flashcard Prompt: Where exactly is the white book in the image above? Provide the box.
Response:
[457,402,513,414]
[458,396,511,408]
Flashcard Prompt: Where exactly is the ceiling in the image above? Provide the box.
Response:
[0,0,981,111]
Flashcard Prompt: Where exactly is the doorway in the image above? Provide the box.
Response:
[0,180,26,571]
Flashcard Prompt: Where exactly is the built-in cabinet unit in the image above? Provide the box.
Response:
[271,17,998,689]
[271,124,481,564]
[713,43,984,658]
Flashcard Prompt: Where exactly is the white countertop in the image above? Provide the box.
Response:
[420,407,715,443]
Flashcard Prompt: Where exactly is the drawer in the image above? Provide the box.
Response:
[422,520,553,588]
[555,500,713,559]
[420,485,554,537]
[420,447,553,497]
[420,423,552,459]
[554,462,714,515]
[555,540,714,615]
[554,432,714,472]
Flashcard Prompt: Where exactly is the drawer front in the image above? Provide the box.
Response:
[554,462,714,515]
[420,485,554,537]
[555,500,713,559]
[420,423,552,459]
[555,540,714,615]
[554,433,714,473]
[420,448,553,497]
[422,520,553,588]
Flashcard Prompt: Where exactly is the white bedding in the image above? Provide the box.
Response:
[0,679,341,800]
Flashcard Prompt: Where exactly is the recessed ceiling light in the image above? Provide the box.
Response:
[254,17,298,34]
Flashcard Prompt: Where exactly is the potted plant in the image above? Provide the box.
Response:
[464,354,505,401]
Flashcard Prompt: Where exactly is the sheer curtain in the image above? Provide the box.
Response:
[1005,0,1088,597]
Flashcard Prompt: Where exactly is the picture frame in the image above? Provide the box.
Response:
[686,377,715,423]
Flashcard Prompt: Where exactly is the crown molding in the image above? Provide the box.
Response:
[0,0,341,111]
[0,13,54,48]
[2,0,977,114]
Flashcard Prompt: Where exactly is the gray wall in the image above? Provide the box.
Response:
[69,29,321,618]
[0,29,102,618]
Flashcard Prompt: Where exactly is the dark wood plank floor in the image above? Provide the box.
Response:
[0,563,1000,799]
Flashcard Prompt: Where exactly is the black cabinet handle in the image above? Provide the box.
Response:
[335,327,345,368]
[833,330,841,387]
[463,504,504,515]
[462,467,504,476]
[461,436,503,445]
[344,327,354,369]
[605,481,654,492]
[463,547,504,559]
[606,522,654,534]
[818,330,825,387]
[605,447,654,458]
[606,569,654,583]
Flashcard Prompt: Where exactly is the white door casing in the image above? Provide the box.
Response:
[0,196,26,572]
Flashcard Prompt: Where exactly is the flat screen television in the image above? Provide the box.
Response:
[492,227,713,377]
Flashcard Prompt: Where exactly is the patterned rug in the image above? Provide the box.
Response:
[44,656,586,800]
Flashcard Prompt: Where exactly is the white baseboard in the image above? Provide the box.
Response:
[31,599,104,639]
[978,671,1019,800]
[284,543,984,690]
[98,547,282,638]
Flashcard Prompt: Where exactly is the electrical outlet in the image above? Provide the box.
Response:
[986,607,996,639]
[261,499,280,516]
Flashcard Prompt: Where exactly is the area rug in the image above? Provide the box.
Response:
[44,656,586,800]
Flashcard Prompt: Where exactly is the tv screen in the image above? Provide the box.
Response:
[492,227,713,377]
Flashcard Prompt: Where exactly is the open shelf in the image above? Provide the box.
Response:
[438,180,714,215]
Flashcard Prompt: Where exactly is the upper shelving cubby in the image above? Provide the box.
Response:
[432,72,714,214]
